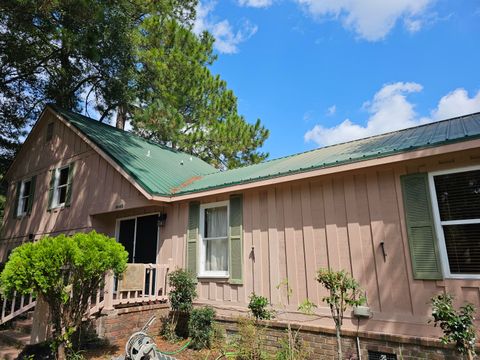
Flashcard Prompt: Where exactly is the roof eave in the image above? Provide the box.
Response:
[161,137,480,201]
[50,106,174,202]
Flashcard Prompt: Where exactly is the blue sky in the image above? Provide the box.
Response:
[193,0,480,159]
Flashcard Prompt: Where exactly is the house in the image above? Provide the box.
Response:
[1,104,480,357]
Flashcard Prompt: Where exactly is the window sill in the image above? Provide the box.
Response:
[443,274,480,280]
[49,204,66,212]
[197,274,230,280]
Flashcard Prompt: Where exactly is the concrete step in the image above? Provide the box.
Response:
[0,329,30,348]
[12,318,33,334]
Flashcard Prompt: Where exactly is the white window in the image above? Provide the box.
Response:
[17,178,32,217]
[429,166,480,278]
[199,201,229,277]
[52,166,70,208]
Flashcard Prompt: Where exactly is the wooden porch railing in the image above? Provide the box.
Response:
[0,292,36,324]
[90,259,173,314]
[0,259,173,325]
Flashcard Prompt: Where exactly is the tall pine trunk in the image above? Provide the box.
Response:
[116,105,127,130]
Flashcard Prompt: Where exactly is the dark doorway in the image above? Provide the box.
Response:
[118,214,158,264]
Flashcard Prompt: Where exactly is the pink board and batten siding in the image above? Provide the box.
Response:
[0,109,153,259]
[158,147,480,339]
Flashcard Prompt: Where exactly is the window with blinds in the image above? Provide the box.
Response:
[432,169,480,275]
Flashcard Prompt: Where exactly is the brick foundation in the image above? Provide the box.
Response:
[216,316,465,360]
[95,303,169,347]
[94,305,468,359]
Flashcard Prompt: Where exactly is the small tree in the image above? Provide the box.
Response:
[316,268,366,360]
[163,268,197,341]
[431,293,476,360]
[0,231,128,360]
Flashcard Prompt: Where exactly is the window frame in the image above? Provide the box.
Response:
[198,201,230,278]
[428,165,480,279]
[114,212,160,264]
[51,165,70,209]
[16,177,32,217]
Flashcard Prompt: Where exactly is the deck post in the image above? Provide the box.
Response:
[103,271,115,311]
[166,258,174,294]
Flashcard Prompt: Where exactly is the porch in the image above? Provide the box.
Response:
[0,260,174,348]
[90,260,173,313]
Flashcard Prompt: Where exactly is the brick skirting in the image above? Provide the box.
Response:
[215,316,465,360]
[94,305,468,359]
[95,303,169,347]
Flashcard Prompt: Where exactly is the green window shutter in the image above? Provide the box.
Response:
[27,175,36,215]
[229,194,243,285]
[12,181,21,219]
[401,173,443,280]
[187,201,200,275]
[65,162,75,207]
[47,169,56,211]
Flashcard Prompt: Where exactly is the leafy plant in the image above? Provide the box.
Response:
[430,293,476,359]
[276,335,311,360]
[316,268,366,360]
[163,268,197,341]
[249,293,275,321]
[188,306,216,350]
[168,268,197,313]
[275,281,314,360]
[234,316,270,360]
[0,231,128,360]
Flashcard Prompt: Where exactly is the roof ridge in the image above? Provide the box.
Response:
[235,111,480,168]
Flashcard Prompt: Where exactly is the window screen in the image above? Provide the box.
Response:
[201,204,229,275]
[433,169,480,274]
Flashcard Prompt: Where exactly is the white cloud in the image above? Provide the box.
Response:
[304,83,480,147]
[295,0,435,41]
[238,0,275,8]
[326,105,336,116]
[194,1,258,54]
[430,88,480,121]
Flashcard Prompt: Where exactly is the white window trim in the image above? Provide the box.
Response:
[198,201,229,278]
[114,212,160,264]
[51,165,70,209]
[17,178,32,217]
[428,164,480,279]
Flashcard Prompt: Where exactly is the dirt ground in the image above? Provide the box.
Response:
[84,335,232,360]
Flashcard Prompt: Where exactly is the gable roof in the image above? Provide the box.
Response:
[52,105,216,196]
[54,106,480,197]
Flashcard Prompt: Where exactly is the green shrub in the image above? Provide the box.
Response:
[160,315,180,343]
[0,231,128,360]
[234,317,270,360]
[188,306,216,350]
[431,293,476,357]
[168,268,197,313]
[276,334,311,360]
[248,293,274,321]
[163,268,197,341]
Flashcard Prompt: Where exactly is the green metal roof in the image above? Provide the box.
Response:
[176,112,480,195]
[54,106,480,197]
[52,106,216,196]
